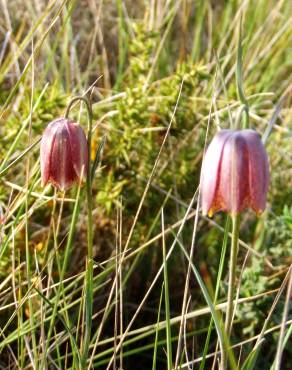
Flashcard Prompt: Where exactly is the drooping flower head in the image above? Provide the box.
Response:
[40,118,88,190]
[200,129,269,216]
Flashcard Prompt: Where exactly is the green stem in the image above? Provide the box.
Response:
[65,95,94,367]
[236,16,249,129]
[200,216,231,370]
[222,213,240,369]
[80,97,94,366]
[65,96,92,120]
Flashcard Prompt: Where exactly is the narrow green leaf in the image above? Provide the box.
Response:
[171,230,238,370]
[162,209,173,370]
[91,135,106,182]
[34,287,82,367]
[199,216,230,370]
[241,339,265,370]
[152,284,164,370]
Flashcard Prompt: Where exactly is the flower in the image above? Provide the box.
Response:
[40,118,88,190]
[200,129,269,216]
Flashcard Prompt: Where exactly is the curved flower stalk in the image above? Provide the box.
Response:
[200,129,270,369]
[63,96,94,366]
[40,96,94,367]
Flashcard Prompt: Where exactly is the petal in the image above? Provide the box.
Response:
[242,130,270,213]
[40,119,61,186]
[66,120,88,181]
[200,130,232,215]
[49,124,77,190]
[218,132,250,213]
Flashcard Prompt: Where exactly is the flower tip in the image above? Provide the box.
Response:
[255,209,264,217]
[201,206,213,218]
[41,178,48,188]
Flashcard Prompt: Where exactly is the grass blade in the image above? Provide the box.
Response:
[162,208,173,370]
[152,283,164,370]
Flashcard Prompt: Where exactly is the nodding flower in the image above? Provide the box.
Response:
[40,118,88,190]
[200,129,269,217]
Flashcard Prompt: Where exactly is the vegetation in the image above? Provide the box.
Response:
[0,0,291,369]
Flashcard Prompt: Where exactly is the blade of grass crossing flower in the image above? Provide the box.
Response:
[162,208,173,370]
[152,283,164,370]
[199,216,231,370]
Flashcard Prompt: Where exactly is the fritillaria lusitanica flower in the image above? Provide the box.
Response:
[200,129,269,216]
[40,118,88,190]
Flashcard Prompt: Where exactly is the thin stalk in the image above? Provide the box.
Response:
[274,268,292,370]
[236,17,249,129]
[200,216,231,370]
[84,109,94,367]
[222,213,240,369]
[53,191,65,276]
[24,46,38,368]
[162,208,173,370]
[66,96,94,366]
[152,284,164,370]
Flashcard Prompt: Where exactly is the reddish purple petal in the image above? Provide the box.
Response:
[40,119,61,186]
[218,132,250,213]
[200,130,232,215]
[66,120,88,181]
[49,124,77,190]
[242,130,270,213]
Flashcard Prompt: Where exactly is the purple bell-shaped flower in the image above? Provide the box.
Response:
[40,118,88,190]
[200,129,270,216]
